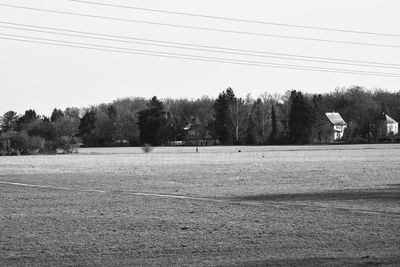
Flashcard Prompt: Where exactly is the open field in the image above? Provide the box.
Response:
[1,144,400,266]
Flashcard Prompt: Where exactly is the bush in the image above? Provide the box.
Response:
[57,136,80,154]
[29,136,46,154]
[0,130,29,155]
[43,141,57,154]
[0,131,56,155]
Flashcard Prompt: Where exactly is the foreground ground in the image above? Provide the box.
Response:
[1,144,399,266]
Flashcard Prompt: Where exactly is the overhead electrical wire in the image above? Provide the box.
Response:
[70,0,400,38]
[1,21,399,69]
[1,3,400,49]
[1,33,400,78]
[1,22,400,70]
[1,3,399,76]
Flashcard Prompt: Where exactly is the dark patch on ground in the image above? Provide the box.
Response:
[386,183,400,188]
[231,256,400,267]
[232,185,400,202]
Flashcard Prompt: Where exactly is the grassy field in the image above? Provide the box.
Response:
[1,144,399,266]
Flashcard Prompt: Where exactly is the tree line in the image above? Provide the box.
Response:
[1,86,399,155]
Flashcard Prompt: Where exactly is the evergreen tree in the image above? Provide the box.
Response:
[137,96,166,146]
[214,89,233,145]
[79,110,97,146]
[50,108,64,122]
[0,110,18,132]
[287,90,314,144]
[311,94,327,142]
[17,109,39,129]
[214,87,249,144]
[269,104,277,144]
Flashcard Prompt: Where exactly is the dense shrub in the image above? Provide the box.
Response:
[0,130,71,155]
[57,136,81,154]
[0,131,31,155]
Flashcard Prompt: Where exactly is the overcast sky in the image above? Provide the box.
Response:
[1,0,400,116]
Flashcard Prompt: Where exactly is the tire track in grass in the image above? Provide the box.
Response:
[1,181,399,216]
[0,181,108,193]
[0,180,278,207]
[0,180,220,202]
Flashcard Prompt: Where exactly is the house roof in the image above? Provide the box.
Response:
[325,112,347,126]
[184,122,201,131]
[385,114,398,124]
[183,123,192,131]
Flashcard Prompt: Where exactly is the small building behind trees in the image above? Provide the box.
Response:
[183,121,218,146]
[183,122,201,146]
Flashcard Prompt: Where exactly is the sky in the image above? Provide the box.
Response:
[1,0,400,116]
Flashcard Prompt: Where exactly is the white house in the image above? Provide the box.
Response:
[325,112,347,141]
[381,114,398,135]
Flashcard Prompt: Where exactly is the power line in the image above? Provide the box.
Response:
[2,23,400,70]
[1,3,400,49]
[70,0,400,38]
[1,33,400,78]
[2,21,400,69]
